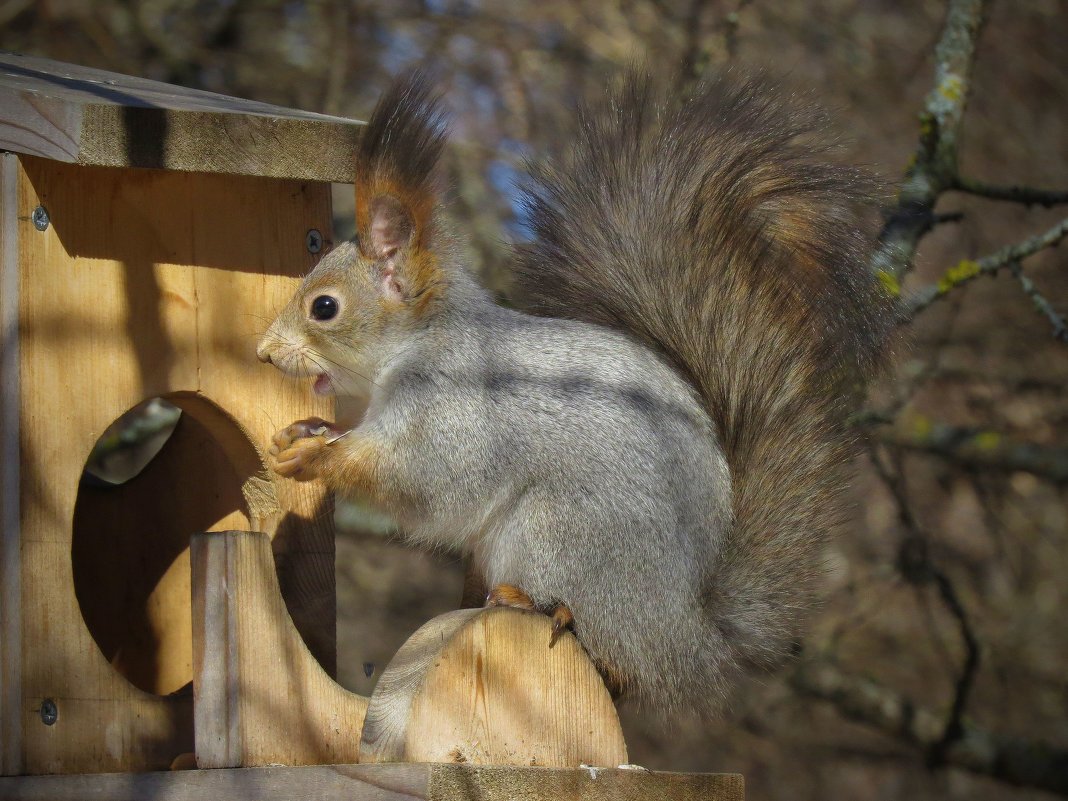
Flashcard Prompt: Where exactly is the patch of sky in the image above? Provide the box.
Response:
[281,1,313,69]
[488,159,534,242]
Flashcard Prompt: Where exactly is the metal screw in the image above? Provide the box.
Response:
[305,228,323,254]
[40,698,58,725]
[31,206,49,231]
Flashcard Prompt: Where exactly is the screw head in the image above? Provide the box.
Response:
[40,698,58,725]
[305,228,323,254]
[31,206,49,231]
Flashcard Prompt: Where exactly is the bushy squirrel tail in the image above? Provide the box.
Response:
[512,73,894,676]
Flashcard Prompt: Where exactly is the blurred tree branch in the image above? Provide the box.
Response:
[875,421,1068,484]
[866,441,983,771]
[950,177,1068,208]
[792,660,1068,796]
[872,0,1066,350]
[872,0,986,282]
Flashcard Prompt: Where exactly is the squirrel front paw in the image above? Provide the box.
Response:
[270,419,339,481]
[270,435,328,480]
[270,417,339,452]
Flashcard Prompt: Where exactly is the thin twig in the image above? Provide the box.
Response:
[905,215,1068,317]
[866,443,983,768]
[927,566,981,766]
[1010,262,1068,343]
[951,176,1068,207]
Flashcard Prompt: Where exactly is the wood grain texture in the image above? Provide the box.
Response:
[0,152,23,777]
[361,607,628,769]
[0,763,744,801]
[4,154,335,774]
[0,52,363,181]
[191,531,368,768]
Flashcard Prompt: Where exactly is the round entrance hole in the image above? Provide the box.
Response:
[72,394,269,696]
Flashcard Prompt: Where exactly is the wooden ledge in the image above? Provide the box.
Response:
[360,607,627,767]
[0,764,745,801]
[0,52,363,181]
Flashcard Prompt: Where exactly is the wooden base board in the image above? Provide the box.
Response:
[0,764,744,801]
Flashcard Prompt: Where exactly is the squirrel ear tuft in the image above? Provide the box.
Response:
[355,70,447,261]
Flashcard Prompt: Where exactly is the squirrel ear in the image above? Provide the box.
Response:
[367,195,414,259]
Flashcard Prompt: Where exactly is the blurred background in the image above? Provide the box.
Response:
[6,0,1066,798]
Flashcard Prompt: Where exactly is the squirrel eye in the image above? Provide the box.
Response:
[310,295,339,321]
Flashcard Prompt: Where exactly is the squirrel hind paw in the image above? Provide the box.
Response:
[484,583,536,610]
[484,586,575,649]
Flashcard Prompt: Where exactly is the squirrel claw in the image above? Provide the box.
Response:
[548,604,574,648]
[270,417,342,455]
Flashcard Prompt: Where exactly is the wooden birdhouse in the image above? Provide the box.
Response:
[0,53,741,800]
[0,51,359,776]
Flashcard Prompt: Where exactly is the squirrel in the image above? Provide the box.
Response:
[256,71,893,714]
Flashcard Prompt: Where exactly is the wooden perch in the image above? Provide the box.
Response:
[360,607,628,767]
[192,531,627,770]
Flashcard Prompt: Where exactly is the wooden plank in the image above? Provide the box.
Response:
[191,531,368,768]
[0,152,23,776]
[11,155,335,774]
[428,765,745,801]
[361,608,628,768]
[0,53,363,181]
[0,764,744,801]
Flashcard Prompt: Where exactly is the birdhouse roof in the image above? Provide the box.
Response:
[0,51,363,182]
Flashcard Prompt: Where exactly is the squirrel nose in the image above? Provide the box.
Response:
[256,344,273,364]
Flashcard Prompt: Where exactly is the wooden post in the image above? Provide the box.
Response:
[361,608,629,768]
[191,531,368,768]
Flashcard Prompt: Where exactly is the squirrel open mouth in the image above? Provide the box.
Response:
[312,373,332,395]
